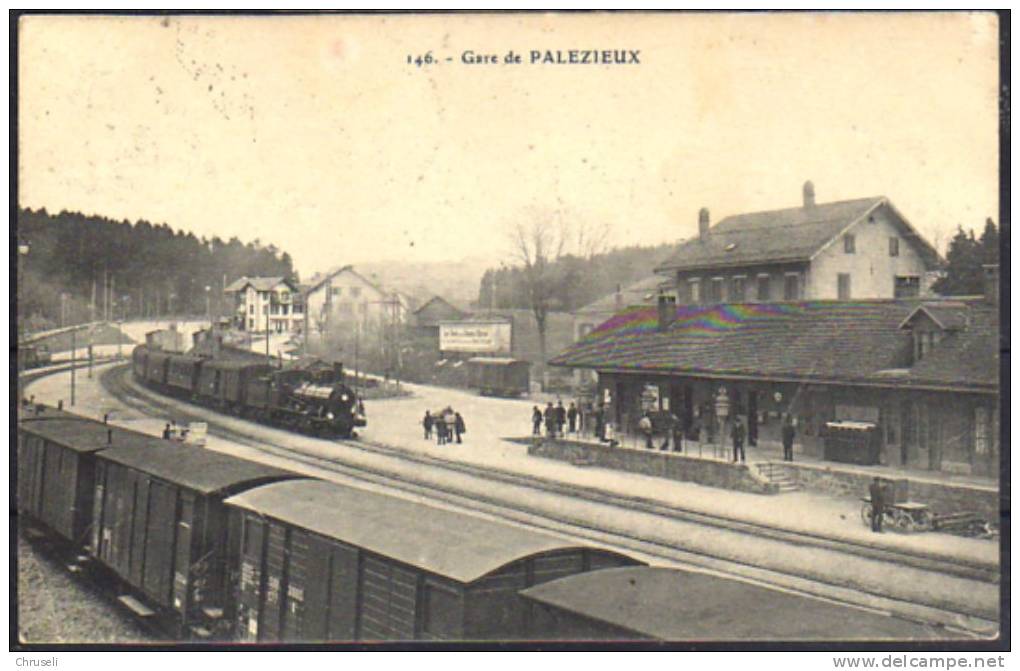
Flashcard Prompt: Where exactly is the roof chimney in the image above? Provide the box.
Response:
[657,293,678,332]
[698,208,710,242]
[614,284,623,312]
[803,181,816,208]
[982,264,999,305]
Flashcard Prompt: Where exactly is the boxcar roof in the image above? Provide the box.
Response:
[97,442,302,495]
[19,414,154,454]
[226,480,615,583]
[202,359,273,372]
[519,567,936,640]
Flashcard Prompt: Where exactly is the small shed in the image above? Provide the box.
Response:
[91,440,301,635]
[17,408,118,544]
[519,566,938,641]
[225,479,641,642]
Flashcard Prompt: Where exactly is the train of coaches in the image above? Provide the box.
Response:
[17,403,932,643]
[131,345,366,439]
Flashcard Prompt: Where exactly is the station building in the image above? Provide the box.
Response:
[550,185,999,478]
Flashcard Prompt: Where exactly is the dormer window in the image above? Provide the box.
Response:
[899,304,966,363]
[914,330,941,360]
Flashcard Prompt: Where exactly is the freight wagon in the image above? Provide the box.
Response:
[90,439,302,638]
[17,406,116,546]
[519,566,937,641]
[467,357,531,397]
[224,479,642,642]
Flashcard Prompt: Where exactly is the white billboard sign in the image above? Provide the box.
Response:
[440,321,511,354]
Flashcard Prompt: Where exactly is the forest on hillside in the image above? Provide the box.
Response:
[16,208,296,334]
[477,242,677,312]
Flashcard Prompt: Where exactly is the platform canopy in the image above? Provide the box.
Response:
[226,479,632,584]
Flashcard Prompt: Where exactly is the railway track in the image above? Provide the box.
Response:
[82,364,1000,637]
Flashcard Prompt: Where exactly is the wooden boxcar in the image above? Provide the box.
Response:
[144,350,172,387]
[165,354,206,396]
[196,360,273,409]
[131,345,148,380]
[519,566,938,641]
[90,439,301,638]
[467,357,531,397]
[224,479,641,643]
[17,406,115,546]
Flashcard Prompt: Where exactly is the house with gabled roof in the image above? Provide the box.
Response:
[225,276,302,333]
[302,265,410,344]
[655,182,943,303]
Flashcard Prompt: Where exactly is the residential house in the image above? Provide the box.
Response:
[303,266,408,342]
[655,182,943,303]
[225,276,303,333]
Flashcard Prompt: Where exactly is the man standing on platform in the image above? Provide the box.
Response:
[869,477,886,533]
[731,417,746,463]
[781,413,796,462]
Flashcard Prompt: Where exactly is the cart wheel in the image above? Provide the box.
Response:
[860,503,873,527]
[893,509,914,532]
[916,510,934,532]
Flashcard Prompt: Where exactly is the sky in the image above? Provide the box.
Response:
[18,12,1001,278]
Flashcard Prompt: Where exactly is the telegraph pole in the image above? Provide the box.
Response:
[70,327,77,406]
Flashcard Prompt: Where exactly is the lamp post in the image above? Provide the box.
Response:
[205,285,212,325]
[17,241,29,340]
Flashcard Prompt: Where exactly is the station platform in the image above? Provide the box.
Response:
[525,430,1000,523]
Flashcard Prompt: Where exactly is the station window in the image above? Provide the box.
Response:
[351,287,362,298]
[731,276,746,302]
[837,273,852,300]
[757,274,771,301]
[784,274,801,300]
[689,278,701,304]
[889,237,900,257]
[709,278,725,303]
[844,234,856,254]
[331,287,342,297]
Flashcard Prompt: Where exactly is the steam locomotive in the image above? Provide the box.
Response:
[131,345,366,438]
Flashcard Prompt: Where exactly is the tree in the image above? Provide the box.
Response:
[931,219,999,296]
[508,210,609,389]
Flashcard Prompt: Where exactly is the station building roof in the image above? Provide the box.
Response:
[550,298,998,394]
[226,479,633,584]
[520,567,938,641]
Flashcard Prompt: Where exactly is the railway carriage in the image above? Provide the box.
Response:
[195,359,273,411]
[467,357,531,397]
[519,566,937,641]
[131,345,148,380]
[224,479,641,642]
[90,439,302,638]
[17,407,115,546]
[165,354,206,397]
[144,350,173,388]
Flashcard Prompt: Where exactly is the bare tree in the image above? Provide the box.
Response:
[509,209,609,389]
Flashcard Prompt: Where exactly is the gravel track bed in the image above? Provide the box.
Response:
[16,531,153,645]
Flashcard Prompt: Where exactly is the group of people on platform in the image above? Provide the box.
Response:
[531,400,580,438]
[422,407,466,445]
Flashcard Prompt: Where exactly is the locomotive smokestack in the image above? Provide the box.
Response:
[803,180,816,208]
